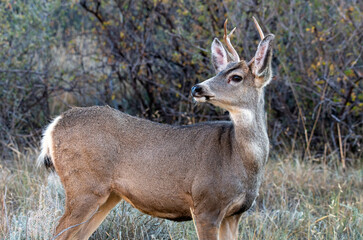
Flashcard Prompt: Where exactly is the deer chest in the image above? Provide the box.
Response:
[225,191,258,217]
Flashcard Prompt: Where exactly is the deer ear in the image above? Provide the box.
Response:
[252,34,275,80]
[211,38,228,73]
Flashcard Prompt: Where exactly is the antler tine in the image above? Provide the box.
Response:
[252,16,264,40]
[223,19,240,62]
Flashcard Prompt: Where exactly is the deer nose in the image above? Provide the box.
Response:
[191,84,203,96]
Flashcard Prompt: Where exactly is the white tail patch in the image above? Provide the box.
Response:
[37,116,62,167]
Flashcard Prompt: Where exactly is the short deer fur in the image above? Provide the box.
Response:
[38,17,274,240]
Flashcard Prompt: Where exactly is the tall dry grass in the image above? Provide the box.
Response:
[1,149,362,239]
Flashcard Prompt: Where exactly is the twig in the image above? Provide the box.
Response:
[3,186,10,235]
[289,116,299,159]
[280,60,310,159]
[296,92,310,160]
[52,205,99,240]
[337,124,346,170]
[305,80,328,159]
[323,143,327,165]
[190,208,199,239]
[0,68,46,75]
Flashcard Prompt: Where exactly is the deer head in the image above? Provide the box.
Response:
[192,17,274,115]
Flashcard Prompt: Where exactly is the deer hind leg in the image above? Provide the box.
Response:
[73,192,121,239]
[219,214,242,240]
[54,191,113,240]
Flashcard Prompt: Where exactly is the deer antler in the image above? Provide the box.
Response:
[223,19,240,62]
[248,17,266,65]
[252,16,264,40]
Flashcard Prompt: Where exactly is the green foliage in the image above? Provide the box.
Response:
[0,0,362,164]
[0,1,89,153]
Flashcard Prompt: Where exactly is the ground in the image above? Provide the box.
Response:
[1,149,362,239]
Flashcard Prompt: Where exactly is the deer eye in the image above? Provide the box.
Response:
[229,75,243,83]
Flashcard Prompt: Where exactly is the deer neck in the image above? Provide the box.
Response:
[228,92,269,176]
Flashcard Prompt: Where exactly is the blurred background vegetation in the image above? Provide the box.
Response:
[1,1,362,239]
[0,0,362,166]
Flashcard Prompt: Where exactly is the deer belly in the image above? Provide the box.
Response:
[113,180,192,221]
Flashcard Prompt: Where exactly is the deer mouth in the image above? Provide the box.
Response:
[193,95,215,102]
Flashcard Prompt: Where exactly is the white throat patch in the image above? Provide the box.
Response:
[230,108,254,126]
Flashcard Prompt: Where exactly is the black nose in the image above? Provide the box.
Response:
[191,84,203,96]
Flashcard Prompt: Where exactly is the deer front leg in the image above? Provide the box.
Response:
[219,214,242,240]
[192,212,220,240]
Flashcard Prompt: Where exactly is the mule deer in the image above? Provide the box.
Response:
[38,17,274,240]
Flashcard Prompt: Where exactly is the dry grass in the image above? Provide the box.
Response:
[0,149,362,239]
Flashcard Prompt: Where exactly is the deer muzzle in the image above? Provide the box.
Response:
[191,84,214,102]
